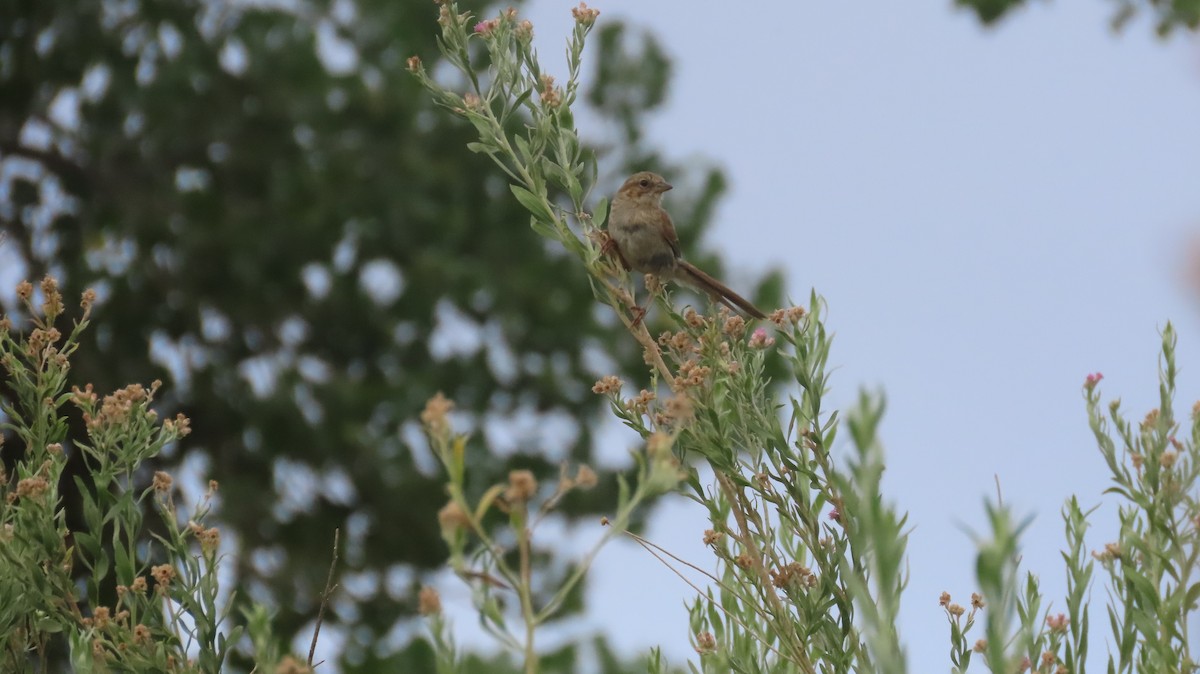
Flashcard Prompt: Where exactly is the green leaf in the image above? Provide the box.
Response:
[74,531,101,562]
[515,134,533,163]
[509,184,555,225]
[94,553,110,584]
[1184,581,1200,610]
[592,196,609,229]
[511,87,534,115]
[113,539,134,584]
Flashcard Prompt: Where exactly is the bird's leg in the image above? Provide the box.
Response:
[598,230,616,256]
[602,233,633,272]
[628,283,649,326]
[630,303,648,327]
[631,273,669,327]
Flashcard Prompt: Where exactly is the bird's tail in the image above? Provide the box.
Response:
[677,260,766,319]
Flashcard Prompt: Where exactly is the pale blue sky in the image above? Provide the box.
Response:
[425,0,1200,670]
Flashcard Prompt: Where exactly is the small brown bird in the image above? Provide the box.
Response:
[607,171,765,321]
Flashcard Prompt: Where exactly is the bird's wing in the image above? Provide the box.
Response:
[658,208,682,259]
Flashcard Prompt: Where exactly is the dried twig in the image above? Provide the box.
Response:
[308,528,340,668]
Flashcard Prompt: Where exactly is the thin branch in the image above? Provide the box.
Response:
[621,529,774,626]
[717,471,815,674]
[623,529,787,661]
[308,528,340,668]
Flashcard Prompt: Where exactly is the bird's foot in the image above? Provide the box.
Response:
[629,305,648,327]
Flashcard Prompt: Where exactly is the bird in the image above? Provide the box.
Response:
[606,171,766,322]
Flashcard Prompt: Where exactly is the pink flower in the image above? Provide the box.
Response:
[474,18,499,34]
[748,327,775,350]
[1084,372,1103,390]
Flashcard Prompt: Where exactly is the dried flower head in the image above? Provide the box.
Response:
[407,55,422,73]
[275,656,313,674]
[505,469,538,503]
[421,392,454,434]
[770,562,816,589]
[939,591,951,607]
[624,388,656,415]
[1092,541,1122,562]
[515,19,533,41]
[16,280,32,301]
[438,500,471,533]
[694,631,717,655]
[418,586,442,615]
[153,471,173,493]
[151,564,176,590]
[16,477,49,501]
[1160,449,1178,469]
[675,361,711,390]
[1046,612,1069,633]
[571,2,600,25]
[130,577,148,594]
[723,314,745,337]
[92,606,111,629]
[702,529,722,545]
[592,375,622,395]
[26,327,61,358]
[72,383,97,405]
[539,73,561,108]
[41,276,63,320]
[198,526,221,553]
[948,603,965,618]
[463,92,482,111]
[133,624,152,645]
[971,592,985,609]
[668,330,693,353]
[645,431,673,458]
[662,395,693,422]
[973,639,987,653]
[574,464,598,489]
[86,383,155,431]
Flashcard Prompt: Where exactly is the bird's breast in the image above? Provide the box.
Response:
[611,225,676,275]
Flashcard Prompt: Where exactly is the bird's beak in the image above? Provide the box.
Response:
[658,182,673,193]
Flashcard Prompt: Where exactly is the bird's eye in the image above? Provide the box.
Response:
[639,179,650,187]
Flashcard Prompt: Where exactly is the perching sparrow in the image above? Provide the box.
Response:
[607,171,765,321]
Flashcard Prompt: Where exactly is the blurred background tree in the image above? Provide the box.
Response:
[957,0,1198,32]
[0,0,780,670]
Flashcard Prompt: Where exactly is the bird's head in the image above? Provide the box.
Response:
[617,171,673,204]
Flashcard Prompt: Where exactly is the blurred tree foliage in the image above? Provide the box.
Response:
[0,0,780,670]
[957,0,1199,33]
